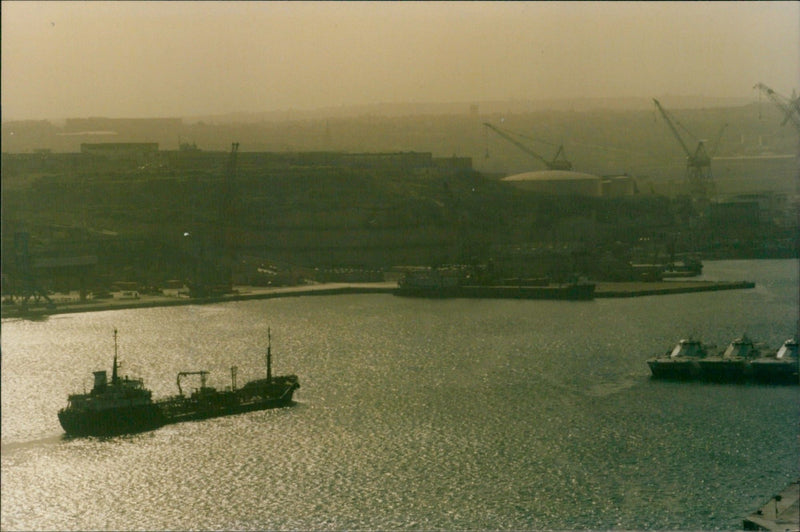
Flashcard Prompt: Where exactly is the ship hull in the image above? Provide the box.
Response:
[158,388,297,424]
[698,359,750,382]
[59,383,298,437]
[749,360,799,384]
[58,403,166,437]
[649,358,799,384]
[647,359,702,380]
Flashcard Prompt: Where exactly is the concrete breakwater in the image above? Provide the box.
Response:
[594,280,756,298]
[1,280,755,319]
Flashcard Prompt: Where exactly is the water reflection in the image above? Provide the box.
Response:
[2,260,798,530]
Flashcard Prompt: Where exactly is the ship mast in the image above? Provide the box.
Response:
[266,327,272,383]
[112,328,119,385]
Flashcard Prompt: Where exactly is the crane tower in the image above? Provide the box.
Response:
[653,99,722,200]
[483,122,572,171]
[753,83,800,135]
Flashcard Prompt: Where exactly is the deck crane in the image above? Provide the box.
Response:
[483,122,572,171]
[176,371,209,396]
[753,83,800,135]
[653,99,718,200]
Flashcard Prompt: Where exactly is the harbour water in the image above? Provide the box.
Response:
[2,259,798,531]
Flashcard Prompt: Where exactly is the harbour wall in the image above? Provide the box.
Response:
[2,280,755,319]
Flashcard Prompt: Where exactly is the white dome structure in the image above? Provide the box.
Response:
[502,170,603,197]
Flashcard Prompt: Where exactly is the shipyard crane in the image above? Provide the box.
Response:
[753,83,800,135]
[483,122,573,171]
[653,99,717,200]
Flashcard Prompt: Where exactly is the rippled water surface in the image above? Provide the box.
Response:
[2,260,798,530]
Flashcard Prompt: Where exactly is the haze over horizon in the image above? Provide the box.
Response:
[2,1,798,121]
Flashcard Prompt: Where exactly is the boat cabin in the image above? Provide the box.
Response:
[669,339,707,359]
[722,336,759,359]
[776,339,798,360]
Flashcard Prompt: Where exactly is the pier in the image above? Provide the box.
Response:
[1,280,756,319]
[593,280,756,298]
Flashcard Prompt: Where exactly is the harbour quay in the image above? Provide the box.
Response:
[2,279,755,318]
[593,279,756,298]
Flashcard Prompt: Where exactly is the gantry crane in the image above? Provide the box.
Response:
[753,83,800,135]
[653,99,723,200]
[483,122,572,171]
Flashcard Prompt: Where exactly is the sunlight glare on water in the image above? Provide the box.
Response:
[2,260,798,530]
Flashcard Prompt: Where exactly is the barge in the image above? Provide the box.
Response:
[647,336,798,384]
[647,338,711,380]
[698,335,761,382]
[749,338,799,384]
[395,268,595,300]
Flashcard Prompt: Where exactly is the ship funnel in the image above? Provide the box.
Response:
[93,370,107,389]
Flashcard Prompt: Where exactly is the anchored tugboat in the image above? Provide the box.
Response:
[648,335,798,384]
[58,328,299,436]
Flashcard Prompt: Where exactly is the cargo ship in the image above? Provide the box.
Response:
[58,329,299,436]
[395,268,595,300]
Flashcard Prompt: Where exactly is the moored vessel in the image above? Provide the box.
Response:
[750,338,799,384]
[395,267,595,300]
[647,338,711,380]
[648,335,799,384]
[58,328,299,436]
[698,335,761,382]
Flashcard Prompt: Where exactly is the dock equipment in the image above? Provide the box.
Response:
[483,122,572,171]
[653,99,726,201]
[754,83,800,135]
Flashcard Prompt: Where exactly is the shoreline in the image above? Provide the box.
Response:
[1,280,755,319]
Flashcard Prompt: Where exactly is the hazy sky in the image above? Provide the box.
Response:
[2,1,798,120]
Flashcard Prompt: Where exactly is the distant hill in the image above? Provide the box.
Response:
[1,96,757,128]
[185,96,755,124]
